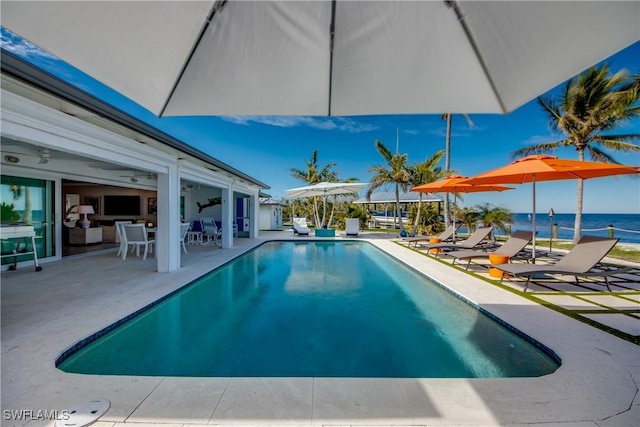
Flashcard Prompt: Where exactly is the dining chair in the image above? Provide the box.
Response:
[122,224,155,260]
[115,220,133,257]
[179,222,190,254]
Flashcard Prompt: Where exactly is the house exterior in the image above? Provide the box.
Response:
[259,198,285,230]
[1,50,269,272]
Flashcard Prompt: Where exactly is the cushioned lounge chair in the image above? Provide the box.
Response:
[403,223,460,247]
[422,226,494,258]
[495,236,621,291]
[345,218,360,236]
[293,217,310,236]
[450,230,536,270]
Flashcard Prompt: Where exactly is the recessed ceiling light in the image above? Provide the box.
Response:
[4,155,20,163]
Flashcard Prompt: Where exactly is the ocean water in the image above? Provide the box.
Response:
[464,213,640,244]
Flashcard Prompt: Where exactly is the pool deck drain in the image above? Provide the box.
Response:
[2,231,639,426]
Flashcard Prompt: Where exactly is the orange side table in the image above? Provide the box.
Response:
[429,237,442,254]
[489,253,510,278]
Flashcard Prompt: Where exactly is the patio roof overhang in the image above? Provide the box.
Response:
[0,49,269,190]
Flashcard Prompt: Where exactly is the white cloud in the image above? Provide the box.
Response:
[219,116,377,133]
[521,134,558,146]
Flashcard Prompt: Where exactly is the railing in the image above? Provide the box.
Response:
[556,225,640,238]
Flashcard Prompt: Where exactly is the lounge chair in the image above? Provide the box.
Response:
[201,217,222,246]
[422,226,494,258]
[495,236,621,291]
[345,218,360,236]
[293,218,310,236]
[450,230,536,270]
[403,223,460,247]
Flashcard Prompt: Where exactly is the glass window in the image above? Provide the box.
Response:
[1,175,56,264]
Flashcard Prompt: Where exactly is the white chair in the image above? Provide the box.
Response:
[115,221,133,257]
[292,217,310,236]
[201,217,222,246]
[345,218,360,236]
[122,224,155,260]
[179,222,190,254]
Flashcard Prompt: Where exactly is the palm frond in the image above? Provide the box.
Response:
[591,136,640,152]
[511,142,561,159]
[585,145,620,163]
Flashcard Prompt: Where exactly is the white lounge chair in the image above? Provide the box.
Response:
[345,218,360,236]
[293,217,310,236]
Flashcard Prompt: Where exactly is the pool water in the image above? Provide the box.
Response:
[57,241,559,378]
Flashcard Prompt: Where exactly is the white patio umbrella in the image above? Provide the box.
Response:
[2,1,637,117]
[285,182,368,227]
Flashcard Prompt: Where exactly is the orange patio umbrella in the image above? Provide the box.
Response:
[411,175,514,240]
[462,155,640,261]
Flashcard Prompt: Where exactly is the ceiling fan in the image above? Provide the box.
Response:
[118,172,157,182]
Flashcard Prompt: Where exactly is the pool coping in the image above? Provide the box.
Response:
[2,233,639,426]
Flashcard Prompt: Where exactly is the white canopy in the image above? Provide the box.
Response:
[3,1,638,116]
[285,182,368,199]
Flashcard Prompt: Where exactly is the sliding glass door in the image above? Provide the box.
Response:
[1,175,56,265]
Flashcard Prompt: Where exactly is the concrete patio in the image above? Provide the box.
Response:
[2,230,639,426]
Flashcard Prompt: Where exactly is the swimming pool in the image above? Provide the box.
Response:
[57,241,559,378]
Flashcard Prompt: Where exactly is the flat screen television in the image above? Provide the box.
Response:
[103,195,141,216]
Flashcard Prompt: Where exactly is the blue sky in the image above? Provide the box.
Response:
[2,29,639,214]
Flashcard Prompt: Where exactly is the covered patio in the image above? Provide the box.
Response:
[1,52,268,273]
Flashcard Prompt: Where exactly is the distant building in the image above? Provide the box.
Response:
[259,197,285,230]
[353,191,442,228]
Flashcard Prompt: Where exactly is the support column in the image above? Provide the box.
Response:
[156,163,180,272]
[221,185,233,249]
[250,192,259,238]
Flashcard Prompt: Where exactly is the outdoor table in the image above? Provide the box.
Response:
[489,253,510,278]
[429,237,442,254]
[187,231,203,245]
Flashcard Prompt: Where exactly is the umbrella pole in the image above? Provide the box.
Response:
[532,175,536,263]
[452,196,456,242]
[322,193,327,228]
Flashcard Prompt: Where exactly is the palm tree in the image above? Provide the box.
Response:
[442,113,474,226]
[367,140,411,229]
[513,64,640,243]
[290,150,337,226]
[9,183,32,225]
[459,206,479,235]
[325,176,359,229]
[474,203,513,241]
[407,150,446,236]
